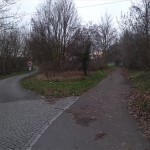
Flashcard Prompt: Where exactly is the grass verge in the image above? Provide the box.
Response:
[21,71,107,98]
[127,70,150,137]
[129,70,150,92]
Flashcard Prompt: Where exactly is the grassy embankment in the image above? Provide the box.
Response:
[22,71,107,98]
[128,69,150,111]
[129,70,150,92]
[128,70,150,137]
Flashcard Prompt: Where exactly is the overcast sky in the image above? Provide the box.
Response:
[15,0,134,26]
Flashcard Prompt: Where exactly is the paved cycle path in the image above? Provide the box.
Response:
[32,70,150,150]
[0,72,40,103]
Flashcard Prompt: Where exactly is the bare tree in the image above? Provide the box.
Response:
[98,13,117,64]
[132,0,150,68]
[29,0,80,74]
[0,27,26,74]
[0,0,26,75]
[119,0,150,69]
[70,27,92,76]
[0,0,18,32]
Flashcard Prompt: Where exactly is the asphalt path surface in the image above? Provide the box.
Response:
[0,71,40,103]
[0,70,150,150]
[32,70,150,150]
[0,72,77,150]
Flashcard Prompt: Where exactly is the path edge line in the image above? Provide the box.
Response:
[25,97,79,150]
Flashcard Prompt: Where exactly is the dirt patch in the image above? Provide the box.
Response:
[34,71,94,81]
[94,132,107,141]
[67,106,97,127]
[123,69,150,138]
[74,116,97,127]
[45,97,61,105]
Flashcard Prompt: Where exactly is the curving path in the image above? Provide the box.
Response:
[0,72,40,103]
[0,72,78,150]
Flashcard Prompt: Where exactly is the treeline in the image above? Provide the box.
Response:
[27,0,117,76]
[0,0,27,75]
[119,0,150,69]
[0,0,149,76]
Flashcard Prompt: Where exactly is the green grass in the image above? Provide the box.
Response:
[107,63,115,68]
[22,71,107,98]
[107,63,119,71]
[129,70,150,92]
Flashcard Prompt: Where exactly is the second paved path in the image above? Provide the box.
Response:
[32,70,150,150]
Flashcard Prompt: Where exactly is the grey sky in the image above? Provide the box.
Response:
[16,0,133,26]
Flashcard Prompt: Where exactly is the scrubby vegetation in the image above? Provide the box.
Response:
[22,71,107,98]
